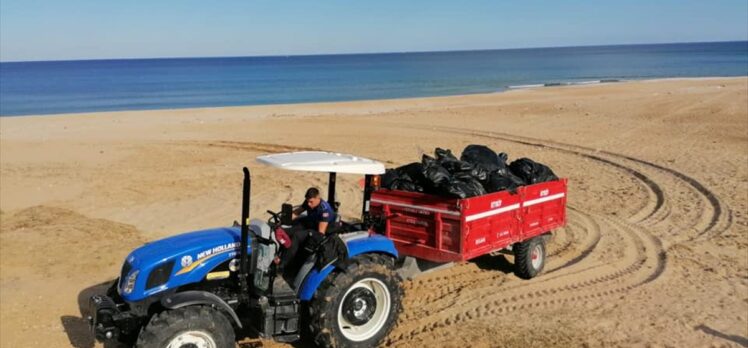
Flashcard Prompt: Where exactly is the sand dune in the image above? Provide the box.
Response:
[1,77,746,347]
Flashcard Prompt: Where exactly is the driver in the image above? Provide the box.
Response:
[292,187,336,234]
[277,187,337,270]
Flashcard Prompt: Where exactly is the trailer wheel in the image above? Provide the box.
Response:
[308,254,402,348]
[135,305,235,348]
[514,236,547,279]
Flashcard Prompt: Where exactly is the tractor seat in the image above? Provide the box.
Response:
[333,202,342,223]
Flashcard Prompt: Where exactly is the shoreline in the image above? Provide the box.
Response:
[1,76,746,120]
[4,40,744,64]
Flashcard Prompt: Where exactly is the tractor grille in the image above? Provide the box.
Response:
[118,261,132,289]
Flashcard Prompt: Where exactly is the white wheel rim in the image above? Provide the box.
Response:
[531,244,544,270]
[337,277,391,342]
[166,330,217,348]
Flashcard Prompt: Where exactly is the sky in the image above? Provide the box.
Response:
[1,0,747,62]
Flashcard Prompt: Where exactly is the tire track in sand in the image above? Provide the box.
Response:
[545,207,602,273]
[401,208,600,313]
[388,213,665,345]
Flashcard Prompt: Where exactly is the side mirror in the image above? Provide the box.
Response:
[281,203,293,226]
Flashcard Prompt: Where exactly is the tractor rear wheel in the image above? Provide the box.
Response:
[135,305,235,348]
[514,236,547,279]
[308,254,402,348]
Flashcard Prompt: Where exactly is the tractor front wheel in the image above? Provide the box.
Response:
[135,305,235,348]
[308,254,402,348]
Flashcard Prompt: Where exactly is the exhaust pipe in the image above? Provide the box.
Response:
[239,167,251,302]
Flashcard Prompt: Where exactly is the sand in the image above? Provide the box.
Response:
[1,77,746,347]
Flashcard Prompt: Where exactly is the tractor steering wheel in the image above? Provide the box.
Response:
[266,210,281,225]
[266,208,292,226]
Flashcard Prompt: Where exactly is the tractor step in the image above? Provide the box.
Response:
[247,277,301,341]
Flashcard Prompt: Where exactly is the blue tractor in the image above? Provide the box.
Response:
[88,152,403,348]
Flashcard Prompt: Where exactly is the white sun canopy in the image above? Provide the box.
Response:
[256,151,385,175]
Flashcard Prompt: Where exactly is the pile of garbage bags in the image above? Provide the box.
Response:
[381,145,558,199]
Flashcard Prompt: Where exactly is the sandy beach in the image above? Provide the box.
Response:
[1,77,746,347]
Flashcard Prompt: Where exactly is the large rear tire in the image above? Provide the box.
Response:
[308,254,402,348]
[135,305,235,348]
[514,236,547,279]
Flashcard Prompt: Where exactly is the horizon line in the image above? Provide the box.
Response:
[1,39,746,64]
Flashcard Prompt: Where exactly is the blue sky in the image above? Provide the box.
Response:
[1,0,746,62]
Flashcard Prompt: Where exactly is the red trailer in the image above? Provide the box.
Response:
[369,179,567,278]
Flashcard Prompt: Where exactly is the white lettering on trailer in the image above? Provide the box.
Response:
[475,237,486,245]
[404,218,429,227]
[498,230,509,237]
[540,189,550,197]
[490,200,502,208]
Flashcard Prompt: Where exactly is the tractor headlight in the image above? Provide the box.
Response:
[123,270,139,294]
[146,261,174,290]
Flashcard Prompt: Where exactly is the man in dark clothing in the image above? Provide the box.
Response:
[292,187,337,234]
[278,187,337,270]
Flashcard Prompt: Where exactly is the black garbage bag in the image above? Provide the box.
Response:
[508,172,526,186]
[435,147,458,162]
[483,172,524,193]
[498,152,508,162]
[381,168,400,189]
[470,165,490,182]
[434,148,462,171]
[390,178,421,192]
[451,168,487,183]
[461,145,513,178]
[442,177,486,199]
[384,147,557,197]
[445,160,474,174]
[509,158,558,184]
[461,145,501,171]
[442,180,471,199]
[434,147,476,174]
[495,152,511,176]
[462,177,487,197]
[422,162,451,187]
[397,162,425,184]
[382,162,427,192]
[452,170,473,181]
[422,154,436,166]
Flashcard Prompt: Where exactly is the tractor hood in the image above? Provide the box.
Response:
[120,226,251,302]
[129,227,243,267]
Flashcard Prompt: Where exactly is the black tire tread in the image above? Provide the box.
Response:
[135,305,235,348]
[308,254,403,348]
[514,236,546,279]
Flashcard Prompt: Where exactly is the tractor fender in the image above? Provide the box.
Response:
[160,290,242,328]
[297,232,398,301]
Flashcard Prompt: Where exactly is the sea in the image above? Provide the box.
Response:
[1,41,746,117]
